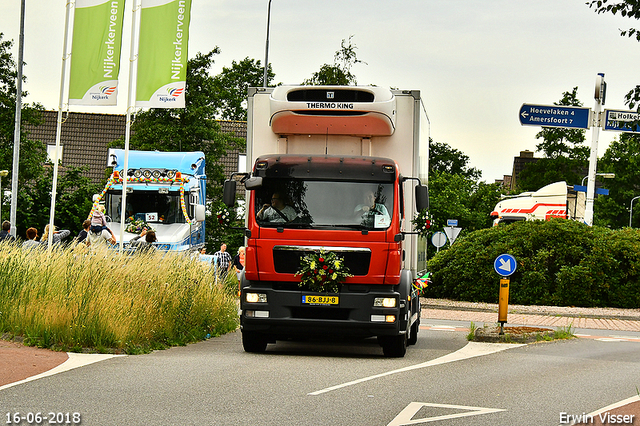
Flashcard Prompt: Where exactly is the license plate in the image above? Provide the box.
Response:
[302,295,339,305]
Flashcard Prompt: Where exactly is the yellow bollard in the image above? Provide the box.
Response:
[498,278,510,334]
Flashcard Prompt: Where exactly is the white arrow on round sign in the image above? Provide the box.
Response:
[494,254,517,277]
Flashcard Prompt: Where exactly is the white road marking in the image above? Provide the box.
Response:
[308,342,524,396]
[0,353,125,391]
[387,402,505,425]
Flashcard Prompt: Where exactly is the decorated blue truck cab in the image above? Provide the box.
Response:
[91,149,206,251]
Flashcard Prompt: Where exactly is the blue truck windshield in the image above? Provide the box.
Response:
[106,191,188,225]
[255,180,393,230]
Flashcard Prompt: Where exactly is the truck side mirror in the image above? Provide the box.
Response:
[244,176,263,190]
[223,180,237,207]
[415,185,429,211]
[194,204,205,222]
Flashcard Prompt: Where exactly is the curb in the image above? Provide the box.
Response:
[472,325,570,344]
[422,303,640,322]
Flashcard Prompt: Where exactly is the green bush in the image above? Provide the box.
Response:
[425,219,640,308]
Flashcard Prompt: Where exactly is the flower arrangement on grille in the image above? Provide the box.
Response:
[125,219,155,234]
[296,250,352,294]
[216,208,231,226]
[411,209,433,238]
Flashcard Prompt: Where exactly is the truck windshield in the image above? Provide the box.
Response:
[255,180,393,230]
[105,191,188,224]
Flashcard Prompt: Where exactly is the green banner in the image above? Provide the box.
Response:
[136,0,192,109]
[69,0,125,106]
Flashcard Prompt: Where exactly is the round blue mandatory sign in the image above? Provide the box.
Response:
[494,253,517,277]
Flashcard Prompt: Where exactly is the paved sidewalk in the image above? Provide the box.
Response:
[421,298,640,332]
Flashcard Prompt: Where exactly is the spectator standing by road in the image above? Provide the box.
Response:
[22,228,40,249]
[129,228,157,252]
[41,225,70,246]
[0,221,15,242]
[90,205,116,242]
[233,246,245,274]
[74,220,91,245]
[213,243,233,274]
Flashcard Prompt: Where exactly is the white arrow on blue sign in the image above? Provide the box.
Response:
[519,104,591,129]
[494,254,517,277]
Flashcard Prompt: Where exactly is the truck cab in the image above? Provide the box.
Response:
[94,149,206,251]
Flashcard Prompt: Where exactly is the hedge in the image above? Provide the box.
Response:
[425,219,640,308]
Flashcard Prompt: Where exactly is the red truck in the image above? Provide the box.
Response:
[224,86,429,357]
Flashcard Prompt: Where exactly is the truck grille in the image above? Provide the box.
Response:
[273,246,371,276]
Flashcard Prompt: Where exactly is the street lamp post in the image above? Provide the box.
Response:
[630,196,640,228]
[581,172,615,187]
[0,170,8,221]
[263,0,272,88]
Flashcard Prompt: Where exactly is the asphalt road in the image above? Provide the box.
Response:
[2,327,639,425]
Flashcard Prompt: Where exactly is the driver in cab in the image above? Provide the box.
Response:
[257,192,297,223]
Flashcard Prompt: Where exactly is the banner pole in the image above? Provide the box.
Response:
[120,0,141,252]
[47,0,74,248]
[9,0,26,238]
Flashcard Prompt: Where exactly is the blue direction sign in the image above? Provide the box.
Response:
[494,254,517,277]
[603,109,640,134]
[519,104,591,129]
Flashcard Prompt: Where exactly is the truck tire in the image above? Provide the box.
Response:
[242,331,268,353]
[381,334,407,357]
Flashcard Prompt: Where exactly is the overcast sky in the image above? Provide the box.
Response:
[2,1,639,182]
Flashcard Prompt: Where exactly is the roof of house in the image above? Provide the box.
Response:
[23,110,247,185]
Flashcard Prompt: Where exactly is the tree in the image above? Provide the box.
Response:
[517,88,588,191]
[594,133,640,227]
[123,50,245,252]
[588,0,640,111]
[427,141,501,233]
[211,56,274,121]
[430,140,481,180]
[0,33,97,238]
[303,35,366,85]
[0,33,46,182]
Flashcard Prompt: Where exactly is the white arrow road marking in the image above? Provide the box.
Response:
[498,258,512,272]
[308,342,524,396]
[387,402,506,426]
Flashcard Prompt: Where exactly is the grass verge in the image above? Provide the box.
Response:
[0,242,238,354]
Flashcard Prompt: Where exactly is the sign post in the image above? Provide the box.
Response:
[431,232,447,252]
[584,73,606,227]
[444,219,461,245]
[493,254,517,335]
[519,73,625,226]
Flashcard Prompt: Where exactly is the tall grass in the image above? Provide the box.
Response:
[0,242,238,354]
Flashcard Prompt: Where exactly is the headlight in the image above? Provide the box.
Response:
[246,292,267,303]
[373,297,397,308]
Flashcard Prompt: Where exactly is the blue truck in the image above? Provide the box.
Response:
[92,149,206,251]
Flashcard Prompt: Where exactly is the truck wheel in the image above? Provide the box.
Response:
[242,331,268,353]
[408,320,419,346]
[381,334,407,358]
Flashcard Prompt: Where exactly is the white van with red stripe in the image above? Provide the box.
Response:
[490,181,584,225]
